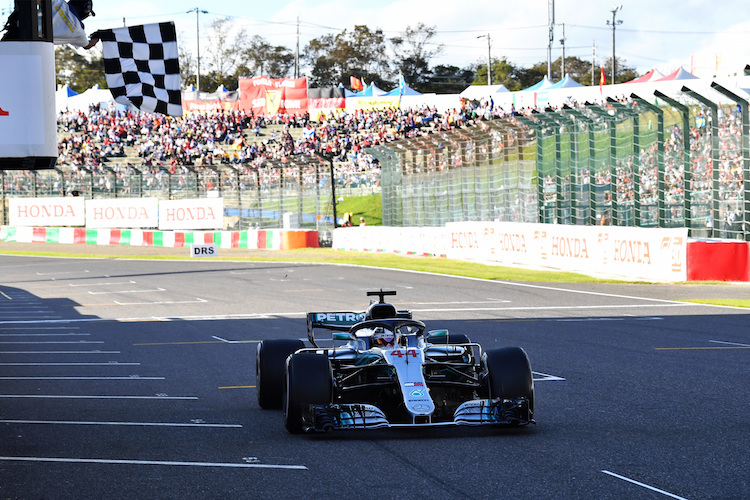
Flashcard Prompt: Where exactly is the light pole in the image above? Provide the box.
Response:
[477,34,491,85]
[607,5,623,84]
[187,7,208,92]
[547,0,555,79]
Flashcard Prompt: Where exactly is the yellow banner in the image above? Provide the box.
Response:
[351,96,400,111]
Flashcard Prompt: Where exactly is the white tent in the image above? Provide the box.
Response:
[460,84,509,100]
[55,84,78,113]
[64,84,115,112]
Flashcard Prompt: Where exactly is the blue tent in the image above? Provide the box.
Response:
[58,84,78,97]
[384,84,422,97]
[351,83,387,97]
[522,76,555,92]
[547,74,584,90]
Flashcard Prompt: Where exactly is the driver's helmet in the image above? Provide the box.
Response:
[372,327,396,347]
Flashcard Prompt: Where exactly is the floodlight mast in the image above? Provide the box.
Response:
[187,7,208,92]
[477,33,491,85]
[547,0,555,79]
[606,5,623,84]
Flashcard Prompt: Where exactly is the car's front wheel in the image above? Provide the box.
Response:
[256,339,304,409]
[483,347,534,419]
[283,353,333,434]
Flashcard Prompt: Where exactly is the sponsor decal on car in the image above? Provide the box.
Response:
[404,382,424,387]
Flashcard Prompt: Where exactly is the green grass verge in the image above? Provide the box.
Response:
[681,299,750,308]
[337,194,382,226]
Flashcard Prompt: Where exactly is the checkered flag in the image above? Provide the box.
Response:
[99,22,183,117]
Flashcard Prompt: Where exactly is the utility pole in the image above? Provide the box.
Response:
[591,41,596,86]
[607,5,623,84]
[560,23,566,78]
[294,17,300,79]
[479,33,491,85]
[547,0,555,79]
[187,7,208,92]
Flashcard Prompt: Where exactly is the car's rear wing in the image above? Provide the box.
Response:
[306,310,412,347]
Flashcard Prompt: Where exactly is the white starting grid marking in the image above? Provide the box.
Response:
[0,376,164,381]
[0,456,307,470]
[0,351,120,354]
[602,470,689,500]
[0,419,241,428]
[0,395,197,400]
[0,362,139,366]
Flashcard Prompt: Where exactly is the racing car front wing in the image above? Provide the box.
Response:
[302,398,533,432]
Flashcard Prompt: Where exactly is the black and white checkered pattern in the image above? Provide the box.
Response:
[100,22,183,117]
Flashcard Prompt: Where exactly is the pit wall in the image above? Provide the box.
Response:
[0,226,319,250]
[333,222,740,282]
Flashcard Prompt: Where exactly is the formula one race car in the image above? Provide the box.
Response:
[256,290,534,433]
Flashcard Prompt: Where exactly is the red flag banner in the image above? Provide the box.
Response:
[599,67,606,94]
[239,77,308,117]
[350,76,364,91]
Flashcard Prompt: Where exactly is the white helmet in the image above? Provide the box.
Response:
[372,327,396,347]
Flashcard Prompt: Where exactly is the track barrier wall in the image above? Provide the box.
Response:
[0,226,319,250]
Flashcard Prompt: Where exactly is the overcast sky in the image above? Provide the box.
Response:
[29,0,750,80]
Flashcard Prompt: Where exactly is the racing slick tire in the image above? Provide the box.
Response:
[256,339,305,409]
[283,353,333,434]
[483,347,534,417]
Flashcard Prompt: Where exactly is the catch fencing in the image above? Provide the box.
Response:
[0,156,380,232]
[370,83,749,240]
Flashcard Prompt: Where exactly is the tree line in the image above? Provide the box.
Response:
[55,18,638,95]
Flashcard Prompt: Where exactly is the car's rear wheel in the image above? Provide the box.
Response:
[483,347,534,417]
[256,339,304,409]
[283,353,333,434]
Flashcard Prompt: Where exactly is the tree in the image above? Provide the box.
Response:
[602,56,637,84]
[389,23,442,90]
[473,58,523,90]
[55,45,106,93]
[203,17,248,91]
[242,35,295,79]
[421,64,474,94]
[303,25,390,88]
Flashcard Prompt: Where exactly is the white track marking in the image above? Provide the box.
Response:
[0,376,164,380]
[113,298,207,306]
[0,419,241,428]
[533,371,565,382]
[0,362,139,366]
[88,288,165,295]
[710,340,750,347]
[69,281,136,287]
[602,470,689,499]
[0,456,306,470]
[36,270,90,276]
[0,395,197,400]
[0,333,90,337]
[0,341,104,344]
[0,351,120,354]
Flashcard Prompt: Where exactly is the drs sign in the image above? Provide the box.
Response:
[190,244,218,258]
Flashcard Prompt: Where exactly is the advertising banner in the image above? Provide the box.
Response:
[158,198,223,230]
[9,197,85,227]
[334,222,689,282]
[238,77,308,117]
[85,198,159,228]
[182,100,240,112]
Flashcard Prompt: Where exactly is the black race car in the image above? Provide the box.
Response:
[256,290,534,433]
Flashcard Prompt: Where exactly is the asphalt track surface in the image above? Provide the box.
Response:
[1,248,749,499]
